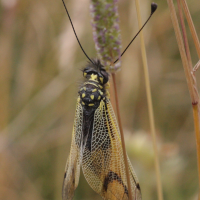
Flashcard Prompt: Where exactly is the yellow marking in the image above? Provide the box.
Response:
[82,102,85,105]
[105,82,110,89]
[88,103,94,106]
[99,77,104,84]
[82,93,86,98]
[92,88,97,92]
[84,72,87,77]
[89,74,98,82]
[77,97,80,102]
[98,96,101,100]
[98,90,103,96]
[99,85,103,89]
[83,87,86,91]
[90,95,94,100]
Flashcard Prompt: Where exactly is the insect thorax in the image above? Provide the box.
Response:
[78,60,110,109]
[78,80,106,109]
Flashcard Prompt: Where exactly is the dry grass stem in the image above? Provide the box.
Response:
[177,0,200,118]
[181,0,200,58]
[193,103,200,200]
[192,60,200,73]
[177,4,200,194]
[167,0,200,197]
[112,73,133,200]
[134,1,163,200]
[191,61,200,94]
[177,0,192,68]
[166,0,197,103]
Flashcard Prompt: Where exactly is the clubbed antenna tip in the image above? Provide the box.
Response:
[114,2,158,64]
[151,2,158,15]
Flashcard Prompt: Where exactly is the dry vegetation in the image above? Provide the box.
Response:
[0,0,200,199]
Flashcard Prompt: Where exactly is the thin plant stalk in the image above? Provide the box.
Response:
[177,0,192,68]
[111,73,133,200]
[134,1,163,200]
[180,0,200,120]
[177,0,200,139]
[166,0,200,197]
[166,0,197,103]
[177,0,200,197]
[193,103,200,200]
[181,0,200,59]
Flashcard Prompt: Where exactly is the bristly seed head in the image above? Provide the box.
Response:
[90,0,121,72]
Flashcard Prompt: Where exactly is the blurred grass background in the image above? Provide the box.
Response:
[0,0,200,199]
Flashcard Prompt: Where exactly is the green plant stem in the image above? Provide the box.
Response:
[134,1,163,200]
[111,73,133,200]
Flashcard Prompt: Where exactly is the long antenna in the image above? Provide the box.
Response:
[61,0,94,65]
[114,2,157,64]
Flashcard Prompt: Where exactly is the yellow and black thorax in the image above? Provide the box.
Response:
[78,60,109,110]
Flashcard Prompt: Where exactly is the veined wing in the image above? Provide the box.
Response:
[82,99,142,200]
[62,99,83,200]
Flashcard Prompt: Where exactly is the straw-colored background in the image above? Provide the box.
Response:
[0,0,200,199]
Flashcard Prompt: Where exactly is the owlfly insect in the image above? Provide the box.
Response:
[61,1,157,199]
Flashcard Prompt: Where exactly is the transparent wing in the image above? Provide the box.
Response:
[82,99,142,200]
[62,100,83,200]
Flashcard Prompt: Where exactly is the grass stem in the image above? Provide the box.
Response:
[181,0,200,58]
[166,0,196,103]
[112,73,133,200]
[167,0,200,197]
[134,1,163,200]
[177,0,192,68]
